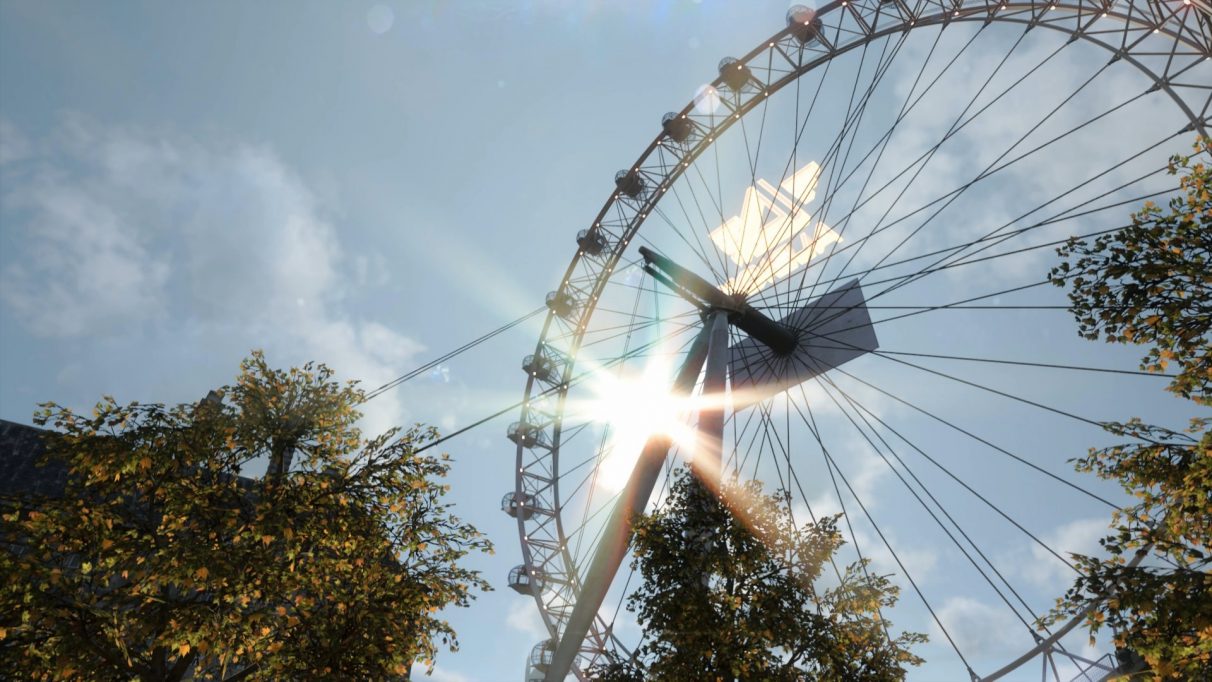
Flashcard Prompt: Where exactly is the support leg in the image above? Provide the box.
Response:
[544,318,715,681]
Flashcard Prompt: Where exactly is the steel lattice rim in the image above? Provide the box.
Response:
[510,1,1210,678]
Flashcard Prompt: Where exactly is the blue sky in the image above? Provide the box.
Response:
[2,2,1208,680]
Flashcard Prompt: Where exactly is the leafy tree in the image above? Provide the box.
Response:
[1044,138,1212,678]
[591,469,924,681]
[1044,419,1210,679]
[0,352,491,681]
[1048,136,1211,406]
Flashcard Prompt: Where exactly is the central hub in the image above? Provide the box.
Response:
[636,246,879,410]
[637,245,798,356]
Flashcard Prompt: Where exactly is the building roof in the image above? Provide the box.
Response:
[0,418,267,502]
[0,419,67,499]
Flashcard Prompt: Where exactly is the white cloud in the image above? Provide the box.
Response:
[0,118,31,166]
[797,432,891,521]
[1,187,170,337]
[506,597,548,640]
[1018,516,1110,592]
[856,23,1181,291]
[854,528,938,584]
[0,117,422,434]
[353,253,390,287]
[932,596,1027,660]
[410,662,472,682]
[934,595,1118,678]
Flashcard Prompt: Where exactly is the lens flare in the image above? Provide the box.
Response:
[573,356,697,492]
[693,84,722,115]
[367,4,394,34]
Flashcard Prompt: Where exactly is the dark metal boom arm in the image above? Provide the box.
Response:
[638,246,797,355]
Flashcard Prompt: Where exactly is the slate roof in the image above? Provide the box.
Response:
[0,418,267,503]
[0,419,67,500]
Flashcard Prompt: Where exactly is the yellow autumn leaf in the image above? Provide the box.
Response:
[179,642,191,656]
[196,567,209,580]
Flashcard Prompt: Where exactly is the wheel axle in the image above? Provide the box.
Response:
[638,245,798,355]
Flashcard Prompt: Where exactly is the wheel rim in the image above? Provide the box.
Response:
[509,2,1211,679]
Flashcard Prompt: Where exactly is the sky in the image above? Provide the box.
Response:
[1,2,1208,681]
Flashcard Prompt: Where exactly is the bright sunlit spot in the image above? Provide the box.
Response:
[572,357,698,493]
[366,4,394,35]
[692,84,722,115]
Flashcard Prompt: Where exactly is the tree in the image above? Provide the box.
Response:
[1044,138,1212,678]
[1048,137,1211,406]
[591,469,924,682]
[1043,419,1210,678]
[0,352,491,681]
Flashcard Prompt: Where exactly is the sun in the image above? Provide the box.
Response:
[572,356,701,493]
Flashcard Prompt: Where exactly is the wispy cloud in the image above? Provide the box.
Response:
[0,118,32,166]
[855,527,938,584]
[505,597,548,640]
[1014,516,1110,592]
[410,662,473,682]
[935,594,1117,676]
[0,116,422,435]
[932,595,1028,660]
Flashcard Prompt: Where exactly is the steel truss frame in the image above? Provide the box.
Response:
[511,1,1210,678]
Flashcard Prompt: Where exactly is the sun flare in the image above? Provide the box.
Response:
[572,358,699,493]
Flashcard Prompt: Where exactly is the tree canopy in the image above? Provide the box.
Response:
[1049,136,1211,406]
[0,352,491,681]
[1044,419,1211,678]
[591,468,923,682]
[1044,138,1211,678]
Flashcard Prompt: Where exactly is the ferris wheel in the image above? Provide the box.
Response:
[502,1,1211,679]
